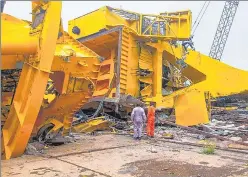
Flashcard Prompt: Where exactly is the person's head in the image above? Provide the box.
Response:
[136,102,144,107]
[150,102,156,107]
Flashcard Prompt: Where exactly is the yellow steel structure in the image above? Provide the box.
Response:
[1,2,101,159]
[72,117,112,133]
[32,32,101,137]
[1,4,248,160]
[69,7,191,100]
[69,6,191,40]
[68,6,248,126]
[1,1,62,159]
[149,42,248,126]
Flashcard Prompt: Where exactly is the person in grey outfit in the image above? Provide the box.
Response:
[131,104,147,140]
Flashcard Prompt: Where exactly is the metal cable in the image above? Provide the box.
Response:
[192,1,211,35]
[192,1,208,30]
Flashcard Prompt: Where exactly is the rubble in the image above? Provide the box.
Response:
[162,133,174,139]
[150,146,158,153]
[24,93,248,155]
[25,142,45,155]
[229,137,242,142]
[150,94,248,150]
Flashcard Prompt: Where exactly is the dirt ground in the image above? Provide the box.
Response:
[1,134,248,177]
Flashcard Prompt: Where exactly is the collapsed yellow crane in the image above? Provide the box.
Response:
[1,1,101,159]
[68,6,248,126]
[1,1,62,160]
[68,7,192,110]
[1,4,248,160]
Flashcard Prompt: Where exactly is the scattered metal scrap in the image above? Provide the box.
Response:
[158,119,248,147]
[153,94,248,151]
[67,93,248,152]
[72,117,113,133]
[23,92,248,157]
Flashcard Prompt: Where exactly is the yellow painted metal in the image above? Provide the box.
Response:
[30,31,101,137]
[69,6,248,127]
[42,94,56,108]
[1,55,25,70]
[1,13,37,55]
[76,27,140,98]
[1,4,247,159]
[138,44,153,99]
[212,106,238,110]
[174,90,209,126]
[36,118,64,139]
[159,47,248,125]
[1,29,101,147]
[1,16,101,146]
[152,44,163,101]
[72,117,112,133]
[162,45,248,98]
[42,79,56,108]
[2,1,62,159]
[33,50,101,136]
[68,6,192,41]
[68,7,193,106]
[1,32,101,148]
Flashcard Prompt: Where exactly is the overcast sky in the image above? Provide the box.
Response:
[4,1,248,71]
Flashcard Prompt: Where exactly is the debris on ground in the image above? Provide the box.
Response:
[150,146,158,153]
[162,133,174,139]
[25,142,45,155]
[65,93,248,154]
[23,93,248,157]
[151,94,248,151]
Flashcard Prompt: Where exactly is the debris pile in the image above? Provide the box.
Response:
[153,94,248,150]
[70,93,248,151]
[25,142,45,156]
[212,92,248,108]
[209,94,248,139]
[24,93,248,155]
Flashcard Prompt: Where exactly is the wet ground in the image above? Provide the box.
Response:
[1,134,248,177]
[123,159,248,177]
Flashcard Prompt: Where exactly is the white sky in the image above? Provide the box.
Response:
[3,1,248,71]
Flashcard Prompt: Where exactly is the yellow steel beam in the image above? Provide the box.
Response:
[1,14,38,55]
[72,117,112,133]
[68,6,192,41]
[158,44,248,126]
[162,44,248,98]
[174,90,209,126]
[2,1,62,159]
[68,7,247,127]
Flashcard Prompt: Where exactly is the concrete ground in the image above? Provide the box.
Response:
[1,134,248,177]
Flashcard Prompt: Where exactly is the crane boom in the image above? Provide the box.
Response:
[209,1,239,60]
